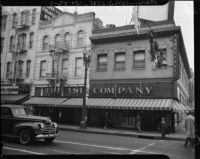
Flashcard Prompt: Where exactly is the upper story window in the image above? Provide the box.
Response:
[77,30,84,47]
[64,32,71,48]
[26,60,31,77]
[134,50,145,68]
[52,59,56,77]
[155,48,167,68]
[42,35,49,50]
[62,59,68,77]
[21,10,29,25]
[1,38,5,53]
[29,32,34,48]
[40,60,47,78]
[75,57,83,76]
[55,34,61,48]
[18,60,24,77]
[18,33,26,50]
[9,36,15,50]
[115,52,125,70]
[12,13,18,28]
[32,9,36,24]
[97,54,107,71]
[1,15,7,31]
[6,62,11,78]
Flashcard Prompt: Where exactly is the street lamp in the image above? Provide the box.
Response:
[80,47,90,129]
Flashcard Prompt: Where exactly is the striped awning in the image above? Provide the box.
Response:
[23,97,67,107]
[172,100,193,113]
[1,94,29,104]
[87,98,115,109]
[61,98,83,108]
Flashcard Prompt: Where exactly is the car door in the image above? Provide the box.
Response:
[1,107,14,135]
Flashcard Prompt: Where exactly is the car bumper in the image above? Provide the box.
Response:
[35,133,59,139]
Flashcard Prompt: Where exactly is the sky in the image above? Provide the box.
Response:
[57,1,194,70]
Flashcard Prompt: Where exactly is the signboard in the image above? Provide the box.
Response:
[1,86,19,94]
[89,82,174,98]
[35,86,84,98]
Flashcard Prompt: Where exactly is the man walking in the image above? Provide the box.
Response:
[136,115,142,133]
[184,112,195,147]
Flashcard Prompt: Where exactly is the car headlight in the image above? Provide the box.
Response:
[52,122,57,128]
[38,123,45,129]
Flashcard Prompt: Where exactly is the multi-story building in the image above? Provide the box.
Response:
[1,6,62,104]
[23,11,103,124]
[88,19,192,132]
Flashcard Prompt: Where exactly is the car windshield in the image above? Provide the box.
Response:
[12,107,27,116]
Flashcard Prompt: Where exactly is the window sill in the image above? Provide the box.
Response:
[96,69,107,72]
[113,68,126,71]
[133,67,145,70]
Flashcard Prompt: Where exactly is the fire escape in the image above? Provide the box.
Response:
[8,10,30,86]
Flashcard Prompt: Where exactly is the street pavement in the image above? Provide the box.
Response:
[2,129,195,159]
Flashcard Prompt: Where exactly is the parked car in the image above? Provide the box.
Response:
[1,104,59,145]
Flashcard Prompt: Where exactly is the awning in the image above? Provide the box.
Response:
[61,98,83,108]
[1,94,29,104]
[172,100,193,113]
[23,97,67,107]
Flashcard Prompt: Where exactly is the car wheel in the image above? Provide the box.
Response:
[19,129,32,145]
[44,138,55,143]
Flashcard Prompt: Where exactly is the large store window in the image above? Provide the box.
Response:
[97,54,107,71]
[42,35,49,50]
[26,60,31,77]
[77,30,84,47]
[115,52,125,70]
[134,50,145,68]
[75,57,82,76]
[40,60,47,78]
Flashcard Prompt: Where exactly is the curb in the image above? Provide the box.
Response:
[58,126,185,141]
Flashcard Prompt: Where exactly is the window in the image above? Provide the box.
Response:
[52,59,56,78]
[75,57,83,76]
[26,60,31,77]
[155,48,167,68]
[18,60,24,78]
[9,36,15,50]
[40,60,47,78]
[29,32,34,48]
[64,32,71,48]
[1,38,4,53]
[32,9,36,24]
[115,52,125,70]
[12,13,18,28]
[21,10,29,25]
[18,33,26,50]
[55,34,61,48]
[97,54,107,71]
[43,36,49,50]
[62,59,68,77]
[134,50,145,68]
[6,62,11,78]
[1,15,7,31]
[77,30,84,47]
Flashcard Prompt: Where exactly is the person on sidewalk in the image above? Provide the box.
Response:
[104,112,110,129]
[158,117,167,138]
[184,112,195,147]
[136,115,142,133]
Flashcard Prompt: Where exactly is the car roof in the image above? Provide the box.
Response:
[1,105,25,108]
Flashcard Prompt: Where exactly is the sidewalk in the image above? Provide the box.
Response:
[58,124,185,141]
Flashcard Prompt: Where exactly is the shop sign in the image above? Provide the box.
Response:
[89,82,173,98]
[35,86,84,97]
[1,86,19,94]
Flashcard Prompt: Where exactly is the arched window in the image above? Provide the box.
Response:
[64,32,71,48]
[77,30,84,47]
[6,62,11,78]
[18,33,26,49]
[55,34,61,48]
[9,36,15,50]
[26,60,31,77]
[43,35,49,50]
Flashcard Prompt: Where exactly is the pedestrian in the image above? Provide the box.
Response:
[158,117,167,138]
[136,115,142,133]
[104,112,110,129]
[184,112,195,147]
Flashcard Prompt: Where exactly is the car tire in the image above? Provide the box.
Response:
[44,138,55,143]
[19,129,32,145]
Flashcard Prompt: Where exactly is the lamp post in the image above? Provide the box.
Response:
[80,47,90,129]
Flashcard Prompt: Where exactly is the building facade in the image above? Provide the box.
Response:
[88,19,191,132]
[1,6,62,104]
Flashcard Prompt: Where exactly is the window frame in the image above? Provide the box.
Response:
[133,50,145,69]
[40,60,47,78]
[77,30,84,47]
[6,62,11,78]
[1,15,7,31]
[12,13,17,28]
[62,58,68,77]
[1,37,5,53]
[26,60,31,77]
[64,32,71,48]
[75,57,83,76]
[97,54,108,71]
[29,32,34,48]
[32,9,36,25]
[42,35,49,50]
[114,52,126,70]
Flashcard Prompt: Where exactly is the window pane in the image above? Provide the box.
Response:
[116,53,125,62]
[62,59,68,75]
[75,58,82,76]
[134,53,144,60]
